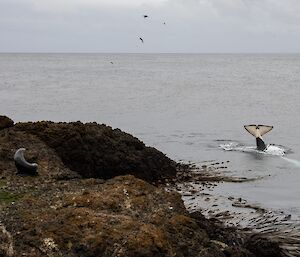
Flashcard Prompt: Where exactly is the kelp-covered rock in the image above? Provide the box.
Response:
[14,121,177,183]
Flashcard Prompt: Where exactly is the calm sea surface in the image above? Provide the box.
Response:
[1,53,300,218]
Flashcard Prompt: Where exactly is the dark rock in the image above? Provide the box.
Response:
[0,116,14,130]
[245,235,282,257]
[14,121,177,183]
[190,211,245,247]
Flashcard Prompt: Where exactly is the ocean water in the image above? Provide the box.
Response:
[1,53,300,218]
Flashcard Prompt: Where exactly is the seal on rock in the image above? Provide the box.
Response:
[14,148,38,175]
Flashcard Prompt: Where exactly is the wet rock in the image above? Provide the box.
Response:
[245,236,282,257]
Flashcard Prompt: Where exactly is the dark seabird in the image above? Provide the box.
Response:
[110,61,114,64]
[139,37,144,43]
[143,15,148,18]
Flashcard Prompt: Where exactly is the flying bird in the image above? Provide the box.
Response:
[139,37,144,43]
[143,15,148,18]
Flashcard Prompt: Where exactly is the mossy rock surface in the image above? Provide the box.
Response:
[0,191,20,204]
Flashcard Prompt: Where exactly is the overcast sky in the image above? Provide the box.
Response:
[1,0,300,53]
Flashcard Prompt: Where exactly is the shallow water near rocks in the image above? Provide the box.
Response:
[1,53,300,224]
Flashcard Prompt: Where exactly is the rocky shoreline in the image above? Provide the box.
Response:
[0,116,284,256]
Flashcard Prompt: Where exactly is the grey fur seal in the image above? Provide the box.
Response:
[14,148,38,175]
[244,125,273,151]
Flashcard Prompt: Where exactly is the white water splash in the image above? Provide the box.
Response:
[264,145,285,156]
[219,142,285,156]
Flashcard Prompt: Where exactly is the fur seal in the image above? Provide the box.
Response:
[14,148,38,175]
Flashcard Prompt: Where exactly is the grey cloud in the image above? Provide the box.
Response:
[1,0,300,52]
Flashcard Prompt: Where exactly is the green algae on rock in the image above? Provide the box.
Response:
[0,191,20,205]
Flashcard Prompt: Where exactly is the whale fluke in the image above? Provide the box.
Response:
[244,125,273,151]
[14,148,38,175]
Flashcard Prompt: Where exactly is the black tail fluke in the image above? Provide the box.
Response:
[256,137,267,151]
[244,125,273,151]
